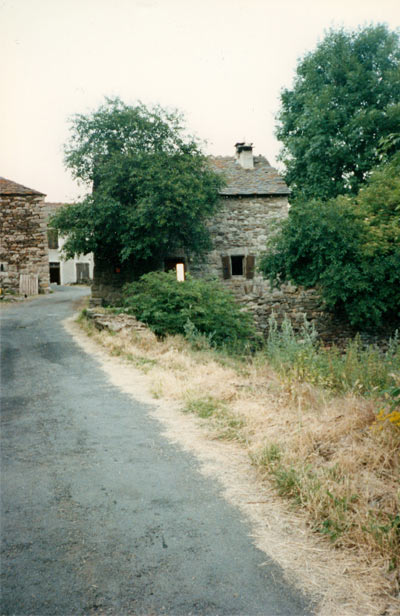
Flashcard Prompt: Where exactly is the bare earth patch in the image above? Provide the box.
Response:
[64,315,399,616]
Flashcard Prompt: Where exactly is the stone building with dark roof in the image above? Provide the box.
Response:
[0,177,50,294]
[184,144,338,337]
[188,142,290,287]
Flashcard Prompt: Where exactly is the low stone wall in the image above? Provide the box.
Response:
[85,309,148,333]
[226,277,399,348]
[221,277,354,344]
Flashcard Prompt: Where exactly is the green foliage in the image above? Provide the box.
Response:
[185,397,221,418]
[264,314,400,396]
[365,512,400,570]
[123,271,256,349]
[259,155,400,328]
[277,24,400,201]
[357,152,400,253]
[51,98,223,273]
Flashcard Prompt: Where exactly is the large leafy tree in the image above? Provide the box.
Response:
[51,98,223,274]
[259,154,400,328]
[277,24,400,201]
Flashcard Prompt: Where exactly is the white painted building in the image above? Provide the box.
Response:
[46,202,94,285]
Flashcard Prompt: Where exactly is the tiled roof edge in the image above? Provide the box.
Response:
[0,177,46,196]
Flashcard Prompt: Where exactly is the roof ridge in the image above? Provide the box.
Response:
[208,157,289,196]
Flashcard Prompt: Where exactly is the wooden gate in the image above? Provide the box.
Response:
[19,274,38,296]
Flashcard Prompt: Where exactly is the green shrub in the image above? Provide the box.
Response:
[123,271,257,349]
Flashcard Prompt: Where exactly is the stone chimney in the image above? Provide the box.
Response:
[235,142,254,169]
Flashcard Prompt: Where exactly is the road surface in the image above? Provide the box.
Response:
[1,287,313,615]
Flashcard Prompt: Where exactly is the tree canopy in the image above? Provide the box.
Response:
[51,98,223,274]
[259,153,400,328]
[276,24,400,201]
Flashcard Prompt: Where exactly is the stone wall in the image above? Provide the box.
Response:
[90,257,137,306]
[0,194,50,293]
[190,194,289,278]
[224,278,363,345]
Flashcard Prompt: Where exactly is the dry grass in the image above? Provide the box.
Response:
[77,314,400,615]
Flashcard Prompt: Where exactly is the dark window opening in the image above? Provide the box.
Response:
[221,255,255,280]
[47,228,59,249]
[164,258,186,273]
[49,262,60,284]
[231,255,244,276]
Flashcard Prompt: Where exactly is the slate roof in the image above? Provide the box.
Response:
[209,156,290,196]
[0,177,45,196]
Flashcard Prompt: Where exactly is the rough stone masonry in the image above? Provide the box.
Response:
[0,177,50,294]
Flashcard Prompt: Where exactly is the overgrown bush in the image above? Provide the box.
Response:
[259,154,400,329]
[123,271,257,349]
[265,314,400,396]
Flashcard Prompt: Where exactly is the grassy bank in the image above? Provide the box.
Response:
[78,309,400,611]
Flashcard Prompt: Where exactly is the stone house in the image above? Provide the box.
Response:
[190,143,354,340]
[186,143,321,334]
[0,177,50,294]
[0,179,93,294]
[190,142,290,285]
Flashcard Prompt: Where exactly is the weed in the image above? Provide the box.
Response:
[185,397,219,418]
[184,396,245,441]
[265,314,400,398]
[365,512,400,569]
[256,443,282,467]
[319,518,347,542]
[272,466,303,501]
[130,356,158,372]
[183,319,215,351]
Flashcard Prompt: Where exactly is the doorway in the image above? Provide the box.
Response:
[49,262,60,284]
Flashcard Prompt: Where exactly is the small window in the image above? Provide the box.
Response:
[221,255,255,280]
[231,255,244,276]
[47,228,59,249]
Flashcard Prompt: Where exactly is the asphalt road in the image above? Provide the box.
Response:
[1,287,313,616]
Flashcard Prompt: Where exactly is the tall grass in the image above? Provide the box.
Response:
[264,313,400,397]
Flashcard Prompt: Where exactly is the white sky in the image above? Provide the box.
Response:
[1,0,399,201]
